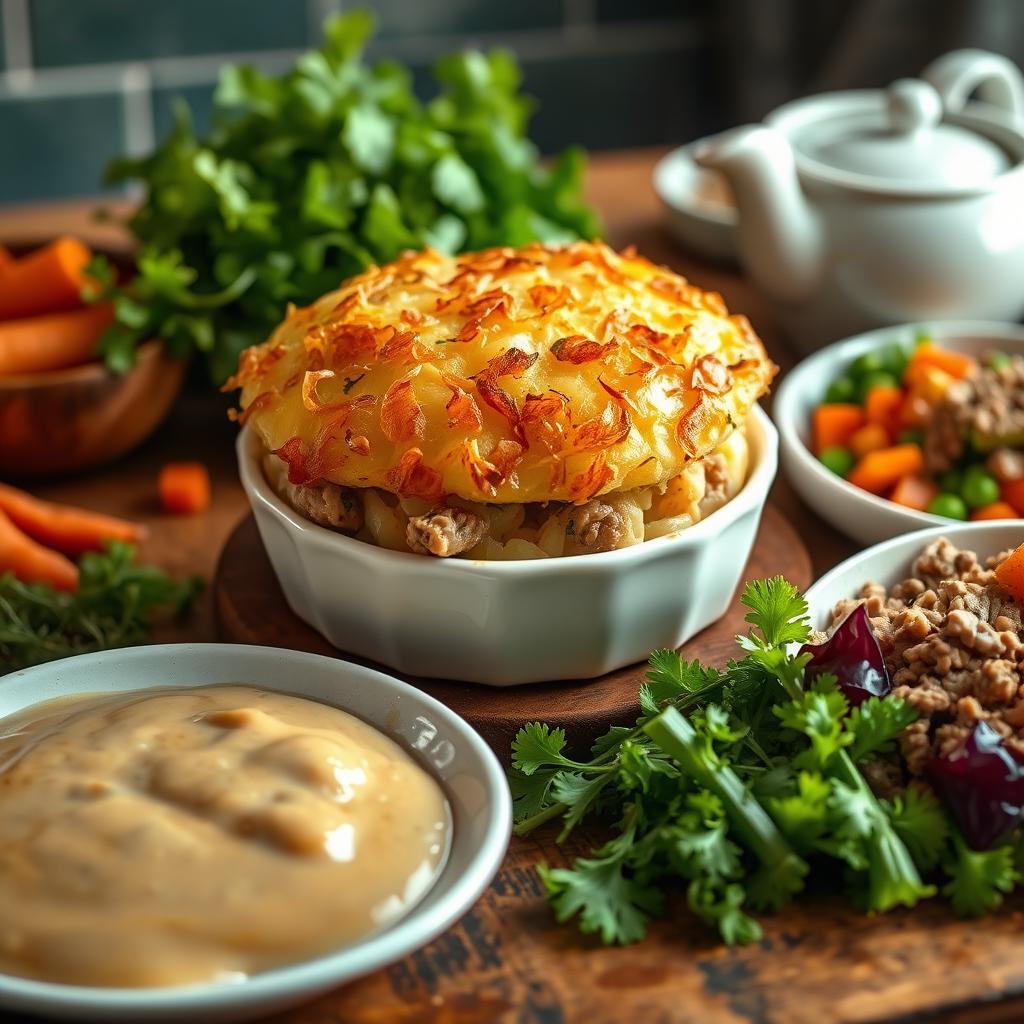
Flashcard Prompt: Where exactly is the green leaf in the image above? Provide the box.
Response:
[687,880,762,945]
[943,835,1017,917]
[510,722,567,775]
[846,697,917,763]
[774,684,851,770]
[552,771,613,838]
[540,857,661,945]
[885,787,949,871]
[640,650,720,715]
[740,577,811,648]
[343,104,395,176]
[671,823,742,882]
[764,771,831,852]
[431,152,486,214]
[362,183,419,261]
[509,766,559,823]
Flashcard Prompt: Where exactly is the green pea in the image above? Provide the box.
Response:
[927,493,968,520]
[987,350,1012,372]
[962,466,1001,509]
[898,428,925,446]
[823,376,857,404]
[939,468,964,494]
[851,351,886,379]
[859,370,901,401]
[880,343,910,379]
[819,446,856,477]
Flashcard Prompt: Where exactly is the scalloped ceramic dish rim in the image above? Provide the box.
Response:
[237,403,778,575]
[653,139,738,228]
[803,521,1024,629]
[775,320,1024,534]
[0,643,511,1020]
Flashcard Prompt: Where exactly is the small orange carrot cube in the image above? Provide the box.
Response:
[849,422,891,459]
[971,501,1019,522]
[813,403,864,455]
[904,344,976,384]
[847,444,925,495]
[159,462,211,516]
[864,385,903,439]
[889,475,940,512]
[995,543,1024,601]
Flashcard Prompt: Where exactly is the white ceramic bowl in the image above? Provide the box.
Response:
[237,406,778,686]
[0,644,511,1023]
[775,320,1024,546]
[653,138,738,264]
[804,521,1024,630]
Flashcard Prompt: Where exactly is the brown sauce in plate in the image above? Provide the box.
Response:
[0,685,450,987]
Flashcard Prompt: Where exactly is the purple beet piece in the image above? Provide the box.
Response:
[928,721,1024,849]
[799,603,890,707]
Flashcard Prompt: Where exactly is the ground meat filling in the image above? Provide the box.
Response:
[406,506,489,558]
[281,479,363,533]
[570,500,627,552]
[826,538,1024,775]
[925,354,1024,473]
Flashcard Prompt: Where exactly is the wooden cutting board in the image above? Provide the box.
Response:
[213,504,811,755]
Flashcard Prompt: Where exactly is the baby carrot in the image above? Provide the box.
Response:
[0,508,78,591]
[159,463,211,515]
[0,303,113,375]
[0,482,144,556]
[0,237,94,320]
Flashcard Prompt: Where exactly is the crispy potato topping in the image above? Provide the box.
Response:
[233,241,775,504]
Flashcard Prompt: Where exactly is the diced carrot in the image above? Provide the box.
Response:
[847,444,925,495]
[812,403,864,454]
[849,422,891,458]
[995,543,1024,602]
[159,463,211,515]
[0,245,13,275]
[889,474,940,512]
[1002,478,1024,516]
[900,391,932,428]
[0,482,144,556]
[971,501,1019,522]
[864,385,903,439]
[0,237,94,320]
[0,508,78,591]
[0,303,113,375]
[904,343,976,384]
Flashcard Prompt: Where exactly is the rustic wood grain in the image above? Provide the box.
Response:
[7,150,1010,1024]
[213,503,811,756]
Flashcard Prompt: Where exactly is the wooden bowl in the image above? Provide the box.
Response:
[0,339,186,477]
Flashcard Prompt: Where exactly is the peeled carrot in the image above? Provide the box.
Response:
[0,302,113,375]
[995,543,1024,602]
[159,463,211,515]
[849,422,891,458]
[0,508,78,591]
[1002,479,1024,516]
[0,237,93,320]
[0,245,13,275]
[864,385,903,439]
[904,344,976,384]
[0,482,143,556]
[972,501,1019,522]
[813,403,864,454]
[847,444,925,495]
[890,474,940,512]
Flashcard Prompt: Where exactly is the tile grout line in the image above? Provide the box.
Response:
[0,17,704,101]
[1,0,32,72]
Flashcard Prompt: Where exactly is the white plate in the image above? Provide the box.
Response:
[0,644,511,1022]
[804,521,1024,630]
[653,138,738,264]
[774,320,1024,546]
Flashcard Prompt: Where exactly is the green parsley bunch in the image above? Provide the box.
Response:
[87,11,600,384]
[511,579,1023,944]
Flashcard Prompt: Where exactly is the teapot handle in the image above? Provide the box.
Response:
[921,49,1024,120]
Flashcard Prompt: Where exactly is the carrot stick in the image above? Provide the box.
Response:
[0,303,113,375]
[847,444,925,495]
[0,482,144,556]
[0,508,78,591]
[159,463,211,515]
[0,237,94,320]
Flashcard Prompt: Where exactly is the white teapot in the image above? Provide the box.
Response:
[697,50,1024,349]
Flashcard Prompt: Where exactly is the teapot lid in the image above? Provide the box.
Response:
[800,79,1010,187]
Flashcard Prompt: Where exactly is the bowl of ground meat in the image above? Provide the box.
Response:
[775,321,1024,545]
[805,523,1024,847]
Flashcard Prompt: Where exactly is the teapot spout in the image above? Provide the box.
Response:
[697,126,821,304]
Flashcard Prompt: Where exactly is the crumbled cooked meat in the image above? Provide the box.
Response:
[700,451,729,512]
[282,479,363,532]
[569,500,627,552]
[825,538,1024,774]
[406,506,488,557]
[860,757,904,799]
[924,355,1024,473]
[988,447,1024,484]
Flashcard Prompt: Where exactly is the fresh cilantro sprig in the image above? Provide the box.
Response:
[0,542,201,672]
[88,12,600,383]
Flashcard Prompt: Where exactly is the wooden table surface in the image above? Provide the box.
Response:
[7,151,1020,1024]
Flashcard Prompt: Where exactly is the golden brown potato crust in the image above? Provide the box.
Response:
[231,241,775,504]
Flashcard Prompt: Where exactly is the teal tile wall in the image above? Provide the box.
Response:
[0,0,706,204]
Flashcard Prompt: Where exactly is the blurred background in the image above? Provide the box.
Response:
[0,0,1022,204]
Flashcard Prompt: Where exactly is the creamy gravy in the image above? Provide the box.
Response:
[0,685,450,987]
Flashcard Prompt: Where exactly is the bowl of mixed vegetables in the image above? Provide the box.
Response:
[774,321,1024,545]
